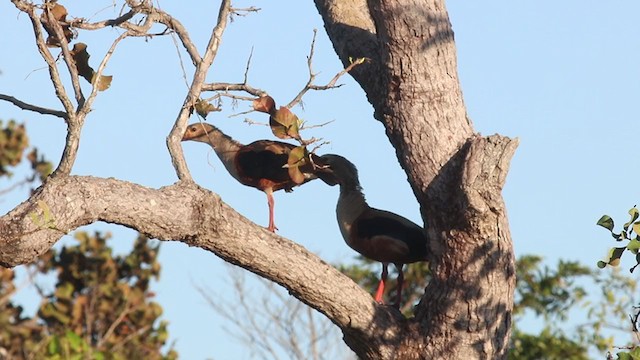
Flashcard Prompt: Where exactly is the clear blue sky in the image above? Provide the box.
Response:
[1,1,640,359]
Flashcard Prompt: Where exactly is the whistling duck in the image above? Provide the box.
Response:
[182,122,318,232]
[316,154,427,306]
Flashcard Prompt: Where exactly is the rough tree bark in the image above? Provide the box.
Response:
[1,0,517,359]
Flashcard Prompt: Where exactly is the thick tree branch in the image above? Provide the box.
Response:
[0,175,407,355]
[313,0,384,108]
[315,1,517,358]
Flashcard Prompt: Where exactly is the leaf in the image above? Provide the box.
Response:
[70,43,112,91]
[65,330,83,352]
[629,239,640,254]
[597,215,614,231]
[633,222,640,237]
[48,335,61,355]
[54,282,74,300]
[286,146,308,184]
[624,207,639,231]
[41,3,74,47]
[606,247,626,267]
[269,107,300,140]
[252,95,276,114]
[195,99,219,118]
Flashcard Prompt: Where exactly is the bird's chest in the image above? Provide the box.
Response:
[336,196,365,250]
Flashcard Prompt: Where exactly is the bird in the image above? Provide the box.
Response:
[316,154,428,307]
[182,122,320,232]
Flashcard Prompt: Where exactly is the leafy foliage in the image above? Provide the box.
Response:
[340,254,637,358]
[597,207,640,272]
[0,119,29,178]
[0,119,52,192]
[596,207,640,359]
[0,232,177,359]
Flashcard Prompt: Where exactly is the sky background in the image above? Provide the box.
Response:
[1,1,640,359]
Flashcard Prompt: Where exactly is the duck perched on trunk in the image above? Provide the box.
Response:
[316,154,428,306]
[182,122,319,232]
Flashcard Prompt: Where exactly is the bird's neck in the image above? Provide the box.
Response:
[199,127,243,181]
[336,184,369,240]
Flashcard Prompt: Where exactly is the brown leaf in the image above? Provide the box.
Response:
[70,43,112,91]
[252,95,276,114]
[41,3,74,47]
[269,106,300,140]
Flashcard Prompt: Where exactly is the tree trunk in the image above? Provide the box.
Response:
[0,0,517,358]
[315,0,518,358]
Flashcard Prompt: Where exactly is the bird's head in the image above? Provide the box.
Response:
[315,154,361,189]
[182,123,217,142]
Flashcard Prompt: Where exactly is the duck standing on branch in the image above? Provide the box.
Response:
[182,122,320,232]
[316,154,428,307]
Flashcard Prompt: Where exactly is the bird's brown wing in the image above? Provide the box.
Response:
[350,209,427,264]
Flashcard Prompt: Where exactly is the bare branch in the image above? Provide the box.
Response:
[285,30,366,109]
[229,6,261,17]
[166,0,232,181]
[66,9,137,31]
[11,0,74,116]
[202,82,267,98]
[0,94,67,119]
[43,3,85,108]
[78,30,129,118]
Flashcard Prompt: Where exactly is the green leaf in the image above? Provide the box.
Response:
[629,239,640,254]
[633,222,640,237]
[287,146,308,184]
[624,207,639,231]
[48,335,60,355]
[195,99,219,118]
[618,352,632,360]
[597,215,614,231]
[629,346,640,359]
[54,282,74,300]
[65,330,83,352]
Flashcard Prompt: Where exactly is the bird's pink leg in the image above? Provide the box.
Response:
[393,264,404,309]
[265,190,278,232]
[374,263,389,303]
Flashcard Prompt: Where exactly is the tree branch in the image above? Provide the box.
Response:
[166,0,232,182]
[43,3,85,108]
[0,94,67,120]
[11,0,75,116]
[0,175,404,355]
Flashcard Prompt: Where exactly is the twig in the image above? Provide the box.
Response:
[66,10,137,30]
[166,0,232,182]
[202,82,267,97]
[0,94,67,119]
[78,30,130,118]
[286,29,367,109]
[299,119,334,131]
[98,299,133,348]
[43,3,85,108]
[12,1,74,117]
[243,118,268,126]
[230,7,261,17]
